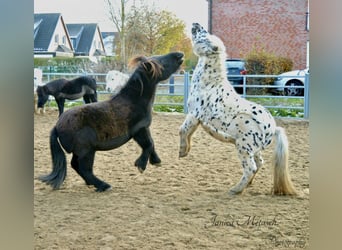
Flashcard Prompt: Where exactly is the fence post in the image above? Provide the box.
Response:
[183,72,189,114]
[304,72,310,119]
[242,75,247,98]
[169,76,174,94]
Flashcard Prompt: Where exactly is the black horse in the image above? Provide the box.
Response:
[39,52,184,192]
[36,76,98,116]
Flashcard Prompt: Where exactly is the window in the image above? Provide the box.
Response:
[71,38,76,49]
[54,34,59,43]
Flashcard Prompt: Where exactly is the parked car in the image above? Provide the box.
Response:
[225,59,247,94]
[273,68,309,96]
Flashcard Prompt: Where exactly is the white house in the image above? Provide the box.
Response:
[34,13,74,58]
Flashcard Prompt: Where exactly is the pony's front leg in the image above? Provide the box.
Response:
[149,150,161,166]
[133,127,157,173]
[56,98,65,116]
[179,114,200,157]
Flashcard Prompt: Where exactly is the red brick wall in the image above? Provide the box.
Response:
[210,0,309,69]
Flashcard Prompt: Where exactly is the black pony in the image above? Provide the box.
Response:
[36,76,98,116]
[39,52,184,192]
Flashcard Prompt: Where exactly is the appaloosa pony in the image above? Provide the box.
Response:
[179,23,296,195]
[39,52,184,192]
[36,76,98,116]
[105,70,129,94]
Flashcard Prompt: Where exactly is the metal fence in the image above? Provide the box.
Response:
[42,72,309,119]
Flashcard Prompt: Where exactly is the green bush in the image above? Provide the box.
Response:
[34,56,122,74]
[244,48,293,94]
[34,57,91,72]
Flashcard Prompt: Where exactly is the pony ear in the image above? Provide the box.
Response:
[128,55,148,70]
[142,60,163,79]
[128,55,163,79]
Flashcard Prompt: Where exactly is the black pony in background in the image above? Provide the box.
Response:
[36,76,98,116]
[39,52,184,192]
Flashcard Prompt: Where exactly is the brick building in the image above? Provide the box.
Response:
[207,0,309,69]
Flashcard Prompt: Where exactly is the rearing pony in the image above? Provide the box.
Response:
[36,76,98,116]
[179,23,296,195]
[39,52,184,192]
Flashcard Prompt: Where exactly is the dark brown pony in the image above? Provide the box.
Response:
[39,52,184,192]
[36,76,98,116]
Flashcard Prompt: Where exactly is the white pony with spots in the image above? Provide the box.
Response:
[105,70,129,94]
[179,23,297,195]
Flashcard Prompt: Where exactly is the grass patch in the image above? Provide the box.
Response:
[268,108,304,118]
[153,104,184,113]
[247,97,304,107]
[154,95,184,104]
[247,97,304,118]
[45,94,305,118]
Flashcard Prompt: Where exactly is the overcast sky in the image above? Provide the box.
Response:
[34,0,208,35]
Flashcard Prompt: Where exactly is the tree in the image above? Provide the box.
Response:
[124,4,194,69]
[105,1,197,71]
[104,0,130,70]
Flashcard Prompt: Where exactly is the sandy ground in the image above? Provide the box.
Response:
[34,108,309,249]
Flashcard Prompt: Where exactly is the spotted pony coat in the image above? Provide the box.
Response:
[179,23,296,195]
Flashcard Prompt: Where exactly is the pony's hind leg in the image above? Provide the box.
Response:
[73,151,111,192]
[71,154,81,176]
[229,152,257,195]
[248,151,264,186]
[179,114,200,157]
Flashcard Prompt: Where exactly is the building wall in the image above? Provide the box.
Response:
[47,17,72,52]
[89,27,105,56]
[211,0,309,69]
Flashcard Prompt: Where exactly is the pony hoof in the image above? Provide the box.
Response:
[179,151,188,158]
[228,188,242,195]
[95,184,112,192]
[149,158,161,165]
[137,167,145,173]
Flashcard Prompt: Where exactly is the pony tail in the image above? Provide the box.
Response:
[272,126,297,195]
[38,126,67,189]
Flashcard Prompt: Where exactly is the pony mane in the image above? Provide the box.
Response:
[128,55,163,79]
